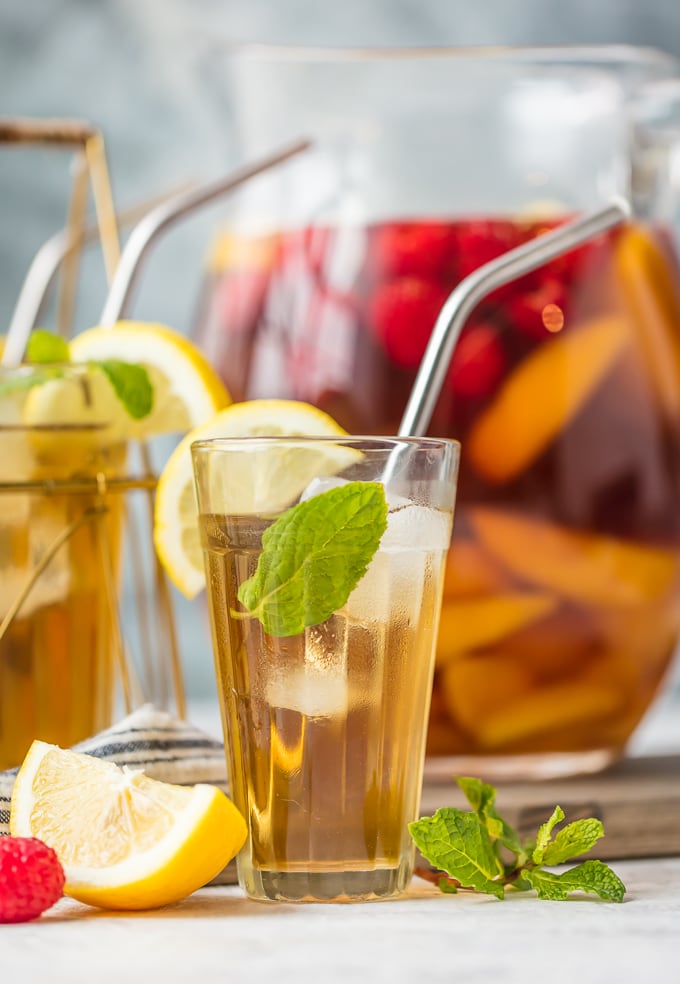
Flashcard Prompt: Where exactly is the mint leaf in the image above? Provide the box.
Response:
[236,481,388,638]
[409,808,505,899]
[457,776,523,856]
[523,860,625,902]
[540,818,604,866]
[94,360,153,420]
[26,329,70,364]
[532,806,566,864]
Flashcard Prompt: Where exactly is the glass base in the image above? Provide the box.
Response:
[423,746,623,782]
[238,861,412,903]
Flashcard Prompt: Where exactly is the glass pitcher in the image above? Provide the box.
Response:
[193,45,680,778]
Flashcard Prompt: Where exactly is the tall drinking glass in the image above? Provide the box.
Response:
[0,365,136,768]
[192,435,459,902]
[0,360,187,767]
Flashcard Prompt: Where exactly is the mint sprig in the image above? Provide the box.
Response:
[26,328,71,363]
[409,777,626,903]
[236,481,388,637]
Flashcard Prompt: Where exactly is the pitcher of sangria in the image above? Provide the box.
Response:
[194,46,680,777]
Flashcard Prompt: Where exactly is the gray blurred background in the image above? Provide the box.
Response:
[3,0,680,701]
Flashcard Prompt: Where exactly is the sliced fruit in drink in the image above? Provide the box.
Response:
[438,651,532,740]
[440,653,624,751]
[613,224,680,423]
[154,399,355,598]
[442,536,512,598]
[10,740,246,911]
[435,592,557,667]
[466,316,631,483]
[470,507,680,607]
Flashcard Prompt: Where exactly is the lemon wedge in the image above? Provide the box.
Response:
[22,321,231,446]
[10,740,247,911]
[154,399,354,598]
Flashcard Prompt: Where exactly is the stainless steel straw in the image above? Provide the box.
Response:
[398,198,631,438]
[3,184,193,365]
[99,139,311,325]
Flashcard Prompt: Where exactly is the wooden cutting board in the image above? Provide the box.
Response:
[421,754,680,860]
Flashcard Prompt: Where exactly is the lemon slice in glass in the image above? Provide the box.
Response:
[10,740,247,911]
[22,321,231,448]
[154,399,357,599]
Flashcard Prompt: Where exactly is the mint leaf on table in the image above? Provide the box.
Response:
[456,776,523,856]
[411,778,626,903]
[534,815,604,866]
[26,328,70,363]
[532,805,566,862]
[236,481,388,638]
[409,809,505,899]
[523,860,626,902]
[93,359,153,420]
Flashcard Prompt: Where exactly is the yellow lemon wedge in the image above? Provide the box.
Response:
[154,399,354,599]
[10,740,247,911]
[23,321,231,448]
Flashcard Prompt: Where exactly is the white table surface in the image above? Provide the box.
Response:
[3,692,680,983]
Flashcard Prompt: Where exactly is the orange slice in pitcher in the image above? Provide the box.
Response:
[435,592,557,667]
[613,225,680,423]
[442,537,511,598]
[440,654,625,751]
[466,316,631,483]
[470,507,680,607]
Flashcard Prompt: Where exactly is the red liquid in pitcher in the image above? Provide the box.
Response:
[196,215,680,764]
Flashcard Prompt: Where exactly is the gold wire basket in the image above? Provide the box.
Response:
[0,117,186,769]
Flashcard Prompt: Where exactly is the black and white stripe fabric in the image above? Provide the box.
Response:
[0,705,237,885]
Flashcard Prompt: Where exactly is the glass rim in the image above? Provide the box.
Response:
[220,41,679,72]
[191,434,461,454]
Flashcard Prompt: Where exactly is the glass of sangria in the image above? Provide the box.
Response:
[193,46,680,778]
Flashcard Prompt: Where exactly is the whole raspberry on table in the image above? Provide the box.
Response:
[0,837,65,923]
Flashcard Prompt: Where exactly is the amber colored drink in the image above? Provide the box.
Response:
[202,508,450,901]
[0,382,128,770]
[197,216,680,776]
[193,436,457,902]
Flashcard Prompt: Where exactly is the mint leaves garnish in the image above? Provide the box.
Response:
[26,328,71,364]
[410,777,626,903]
[95,359,153,420]
[0,330,69,399]
[2,329,154,421]
[236,481,388,637]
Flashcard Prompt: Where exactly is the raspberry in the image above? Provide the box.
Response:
[455,220,524,281]
[0,837,65,923]
[368,220,456,280]
[367,276,450,370]
[447,322,506,399]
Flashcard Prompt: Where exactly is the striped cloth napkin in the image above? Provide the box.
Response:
[0,705,237,885]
